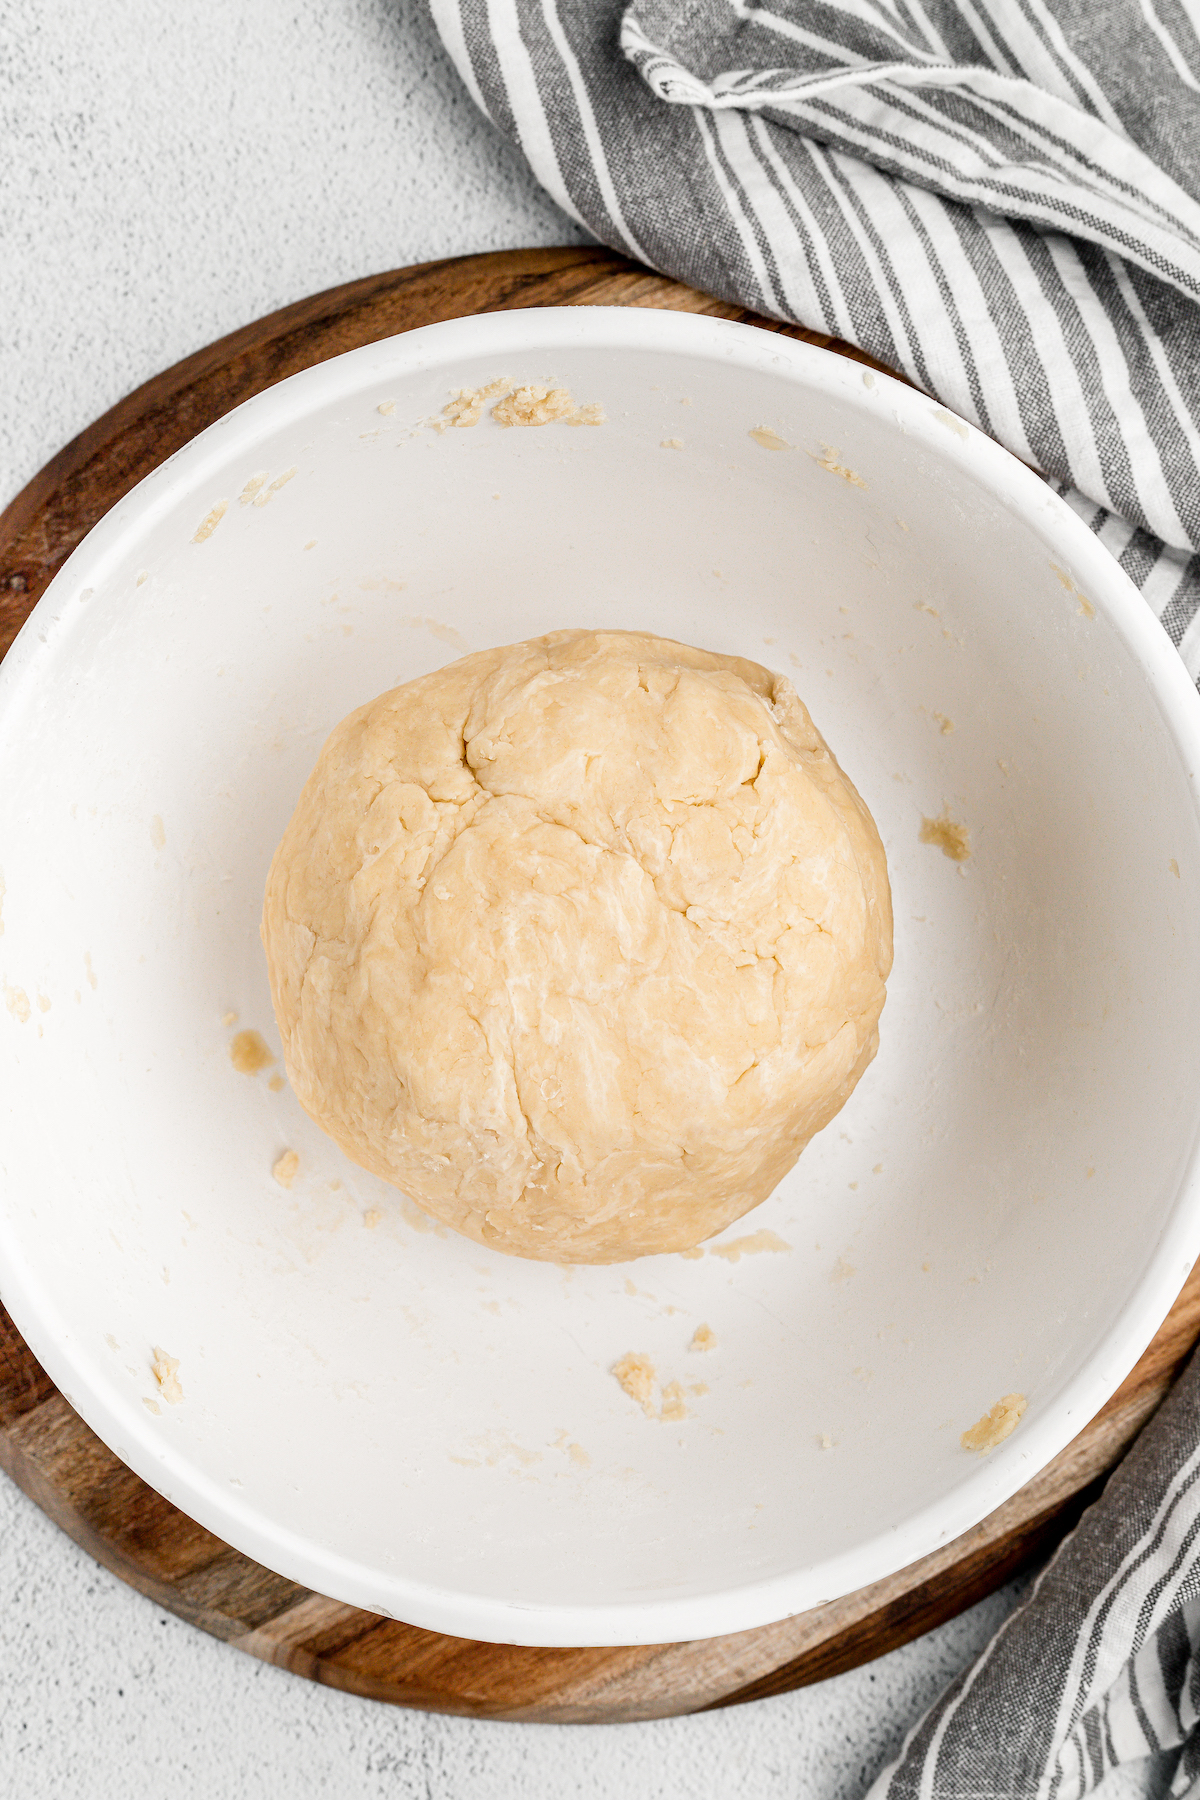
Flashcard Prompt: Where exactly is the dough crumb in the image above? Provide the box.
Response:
[818,1433,834,1449]
[612,1352,656,1417]
[272,1149,300,1188]
[4,985,30,1024]
[429,619,467,649]
[689,1382,710,1397]
[568,1442,590,1466]
[709,1230,791,1263]
[436,377,513,429]
[932,713,955,735]
[1170,858,1181,878]
[267,1073,286,1093]
[831,1255,856,1283]
[253,467,298,508]
[962,1392,1027,1453]
[238,472,268,506]
[493,385,579,428]
[150,814,166,850]
[377,401,396,416]
[660,1380,688,1422]
[914,601,939,617]
[812,445,867,488]
[363,1208,382,1229]
[230,1029,274,1074]
[920,809,971,862]
[192,500,228,543]
[222,1010,239,1027]
[749,425,791,451]
[932,407,970,442]
[661,437,684,450]
[678,1247,704,1261]
[151,1346,183,1405]
[142,1397,161,1415]
[398,614,468,651]
[433,379,603,431]
[84,952,98,989]
[1051,563,1096,619]
[689,1323,717,1353]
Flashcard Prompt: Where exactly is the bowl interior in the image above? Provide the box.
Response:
[3,311,1200,1644]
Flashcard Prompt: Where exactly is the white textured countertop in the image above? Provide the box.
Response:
[0,4,1037,1794]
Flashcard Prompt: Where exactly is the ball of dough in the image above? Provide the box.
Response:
[262,630,892,1262]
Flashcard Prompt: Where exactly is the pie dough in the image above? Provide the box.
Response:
[262,630,892,1262]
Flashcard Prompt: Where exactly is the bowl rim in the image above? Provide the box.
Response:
[4,303,1200,1647]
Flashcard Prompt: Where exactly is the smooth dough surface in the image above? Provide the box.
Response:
[262,630,893,1262]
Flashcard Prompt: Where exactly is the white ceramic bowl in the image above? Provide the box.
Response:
[3,308,1200,1648]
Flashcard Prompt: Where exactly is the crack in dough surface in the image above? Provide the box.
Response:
[262,630,892,1262]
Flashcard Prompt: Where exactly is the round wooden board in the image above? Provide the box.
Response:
[2,246,1198,1722]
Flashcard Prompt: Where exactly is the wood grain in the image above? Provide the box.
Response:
[0,248,1192,1721]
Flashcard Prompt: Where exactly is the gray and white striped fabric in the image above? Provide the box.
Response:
[429,0,1200,679]
[428,2,1200,1789]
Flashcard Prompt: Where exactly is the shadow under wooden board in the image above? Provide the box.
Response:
[1,245,1197,1722]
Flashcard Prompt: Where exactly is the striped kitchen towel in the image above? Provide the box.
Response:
[429,0,1200,681]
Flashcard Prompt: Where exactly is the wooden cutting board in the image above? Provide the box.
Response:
[2,245,1198,1722]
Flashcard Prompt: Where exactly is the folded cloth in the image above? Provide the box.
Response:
[429,0,1200,677]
